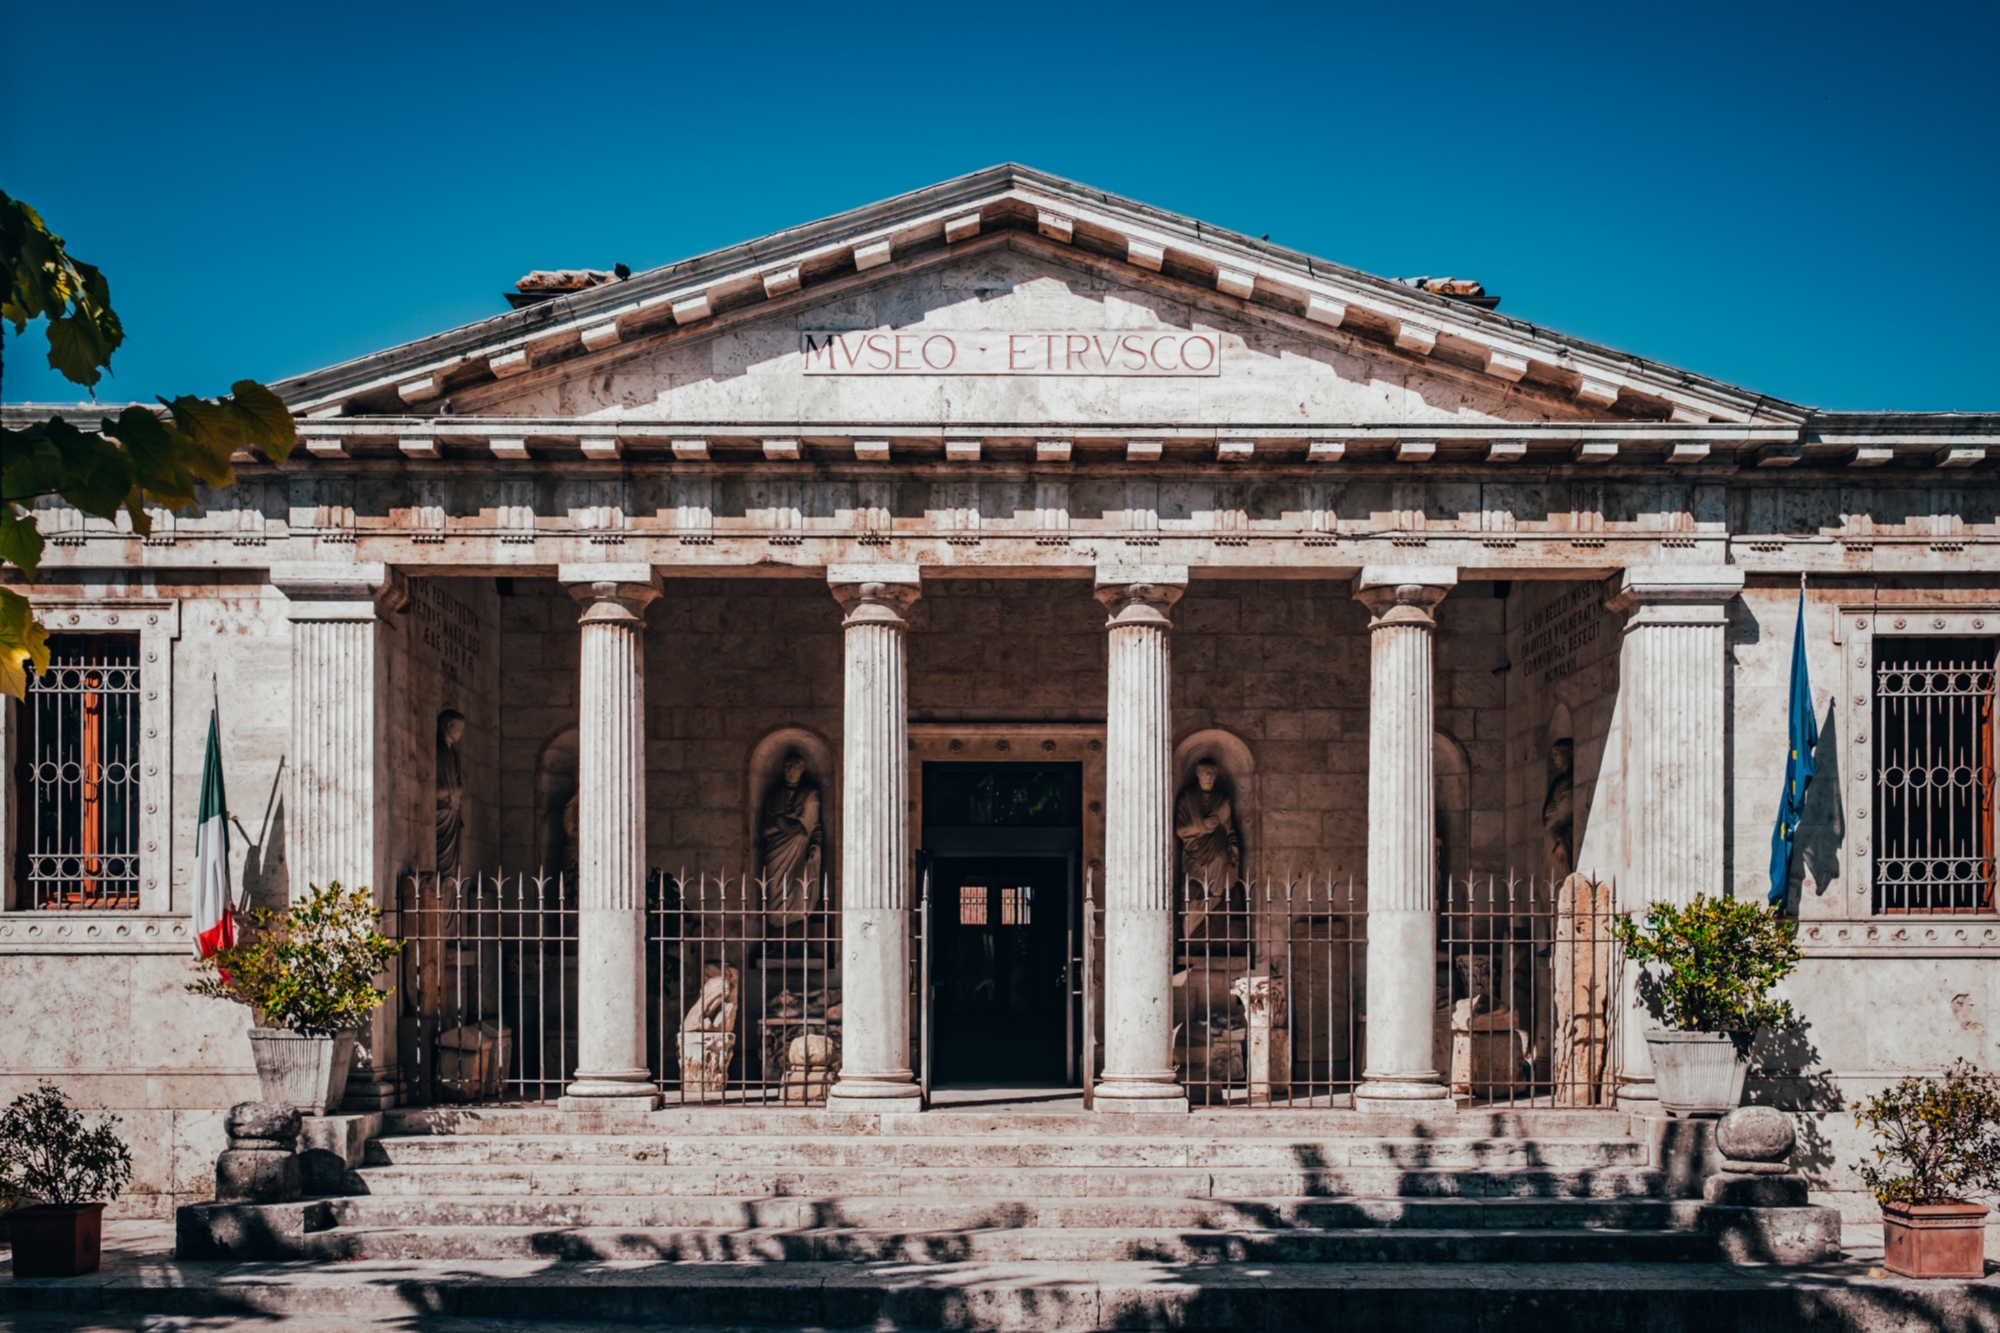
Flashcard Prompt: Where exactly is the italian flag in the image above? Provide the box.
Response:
[194,710,236,959]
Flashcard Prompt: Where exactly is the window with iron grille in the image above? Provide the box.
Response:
[14,636,142,909]
[1873,637,1997,914]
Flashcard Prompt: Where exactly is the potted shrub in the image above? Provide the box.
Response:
[1855,1060,2000,1279]
[1612,894,1801,1116]
[0,1083,134,1278]
[188,881,403,1114]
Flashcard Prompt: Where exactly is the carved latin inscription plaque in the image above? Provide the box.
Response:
[802,330,1222,376]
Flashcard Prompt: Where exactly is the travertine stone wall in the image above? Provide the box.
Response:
[1502,580,1622,882]
[492,576,1506,883]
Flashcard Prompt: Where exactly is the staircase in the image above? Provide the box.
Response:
[291,1104,1718,1265]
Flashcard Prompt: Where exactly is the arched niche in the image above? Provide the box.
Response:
[1434,731,1471,888]
[1172,728,1257,885]
[535,727,579,877]
[745,726,838,896]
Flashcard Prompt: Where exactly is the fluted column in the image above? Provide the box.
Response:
[559,564,663,1110]
[1353,566,1456,1114]
[274,561,408,1111]
[1093,565,1189,1113]
[1605,566,1743,1109]
[827,564,924,1111]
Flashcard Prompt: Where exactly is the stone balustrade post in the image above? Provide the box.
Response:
[1352,566,1456,1114]
[273,562,408,1111]
[1605,566,1743,1110]
[826,565,924,1111]
[559,564,663,1111]
[1092,566,1189,1113]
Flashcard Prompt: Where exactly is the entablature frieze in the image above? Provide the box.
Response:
[275,415,1995,472]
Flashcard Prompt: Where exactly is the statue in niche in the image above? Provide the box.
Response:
[560,792,581,880]
[1175,759,1241,937]
[758,754,823,927]
[1541,739,1576,885]
[435,710,467,880]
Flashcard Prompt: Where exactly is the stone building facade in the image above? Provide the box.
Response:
[4,165,1996,1215]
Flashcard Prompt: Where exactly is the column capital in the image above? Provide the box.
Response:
[272,562,408,621]
[1606,566,1743,626]
[1094,565,1187,628]
[1352,565,1455,628]
[829,563,922,627]
[561,563,662,626]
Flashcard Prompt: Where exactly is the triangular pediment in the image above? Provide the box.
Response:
[274,165,1803,431]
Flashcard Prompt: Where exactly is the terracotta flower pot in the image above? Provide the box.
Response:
[9,1202,106,1278]
[1883,1200,1989,1279]
[1645,1029,1751,1117]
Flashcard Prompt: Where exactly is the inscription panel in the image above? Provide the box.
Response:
[802,329,1221,376]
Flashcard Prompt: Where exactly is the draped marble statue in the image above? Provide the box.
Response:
[1541,738,1575,886]
[1175,759,1241,936]
[435,709,467,880]
[758,754,823,926]
[678,962,741,1098]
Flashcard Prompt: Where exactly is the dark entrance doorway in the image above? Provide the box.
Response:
[921,763,1081,1089]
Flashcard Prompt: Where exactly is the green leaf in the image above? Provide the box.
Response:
[0,586,51,701]
[224,381,297,459]
[0,503,46,576]
[44,313,107,387]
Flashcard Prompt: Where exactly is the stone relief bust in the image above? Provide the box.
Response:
[1176,759,1241,932]
[758,754,823,925]
[435,709,466,880]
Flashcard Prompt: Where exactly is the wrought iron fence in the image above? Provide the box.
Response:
[650,872,842,1106]
[1169,872,1620,1109]
[397,872,577,1105]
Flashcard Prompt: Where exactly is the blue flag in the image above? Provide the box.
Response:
[1768,588,1819,905]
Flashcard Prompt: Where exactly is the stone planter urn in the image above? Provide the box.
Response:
[247,1029,357,1115]
[1645,1029,1750,1117]
[1883,1201,1991,1279]
[8,1202,106,1278]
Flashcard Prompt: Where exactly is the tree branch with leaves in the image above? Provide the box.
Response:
[1,190,297,697]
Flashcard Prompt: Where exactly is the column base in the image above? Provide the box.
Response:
[1353,1078,1454,1117]
[827,1074,922,1114]
[1091,1095,1190,1114]
[563,1068,660,1112]
[1616,1077,1663,1116]
[339,1075,401,1113]
[1092,1075,1189,1114]
[557,1092,661,1113]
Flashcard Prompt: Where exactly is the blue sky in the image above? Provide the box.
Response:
[3,0,1995,411]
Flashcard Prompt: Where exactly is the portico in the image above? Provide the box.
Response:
[8,166,1997,1217]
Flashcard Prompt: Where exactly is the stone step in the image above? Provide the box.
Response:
[3,1256,1960,1332]
[381,1105,1638,1140]
[362,1133,1647,1171]
[286,1223,1720,1264]
[328,1193,1707,1232]
[350,1163,1670,1200]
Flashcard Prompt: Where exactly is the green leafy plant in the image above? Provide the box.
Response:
[0,1083,134,1206]
[1612,894,1802,1032]
[1855,1060,2000,1207]
[187,882,404,1035]
[1,191,297,697]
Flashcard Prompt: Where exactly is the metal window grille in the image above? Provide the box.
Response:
[1874,638,1997,914]
[1169,872,1619,1109]
[398,872,577,1104]
[21,637,142,910]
